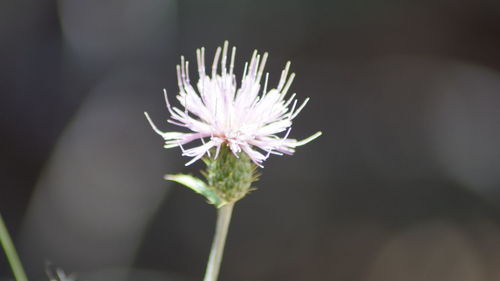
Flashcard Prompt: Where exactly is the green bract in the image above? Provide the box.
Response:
[166,146,259,208]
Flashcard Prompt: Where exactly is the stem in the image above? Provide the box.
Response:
[0,213,29,281]
[203,203,234,281]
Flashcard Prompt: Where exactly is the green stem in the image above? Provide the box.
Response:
[203,203,234,281]
[0,213,28,281]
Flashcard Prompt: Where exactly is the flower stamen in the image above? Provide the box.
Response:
[145,41,321,166]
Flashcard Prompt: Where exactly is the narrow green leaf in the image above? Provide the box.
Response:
[165,174,223,207]
[0,213,28,281]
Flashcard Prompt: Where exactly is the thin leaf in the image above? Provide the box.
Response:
[165,174,224,207]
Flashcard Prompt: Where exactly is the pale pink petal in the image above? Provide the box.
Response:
[146,41,320,165]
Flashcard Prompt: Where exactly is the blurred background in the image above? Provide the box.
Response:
[2,0,500,280]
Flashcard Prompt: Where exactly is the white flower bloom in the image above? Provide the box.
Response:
[145,41,321,167]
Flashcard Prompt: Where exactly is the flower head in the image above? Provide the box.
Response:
[145,41,321,167]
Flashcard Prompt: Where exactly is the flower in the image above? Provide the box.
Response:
[145,41,321,167]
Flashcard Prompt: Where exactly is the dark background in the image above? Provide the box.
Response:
[2,0,500,280]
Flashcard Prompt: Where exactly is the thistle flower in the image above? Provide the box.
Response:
[145,41,321,167]
[145,42,322,281]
